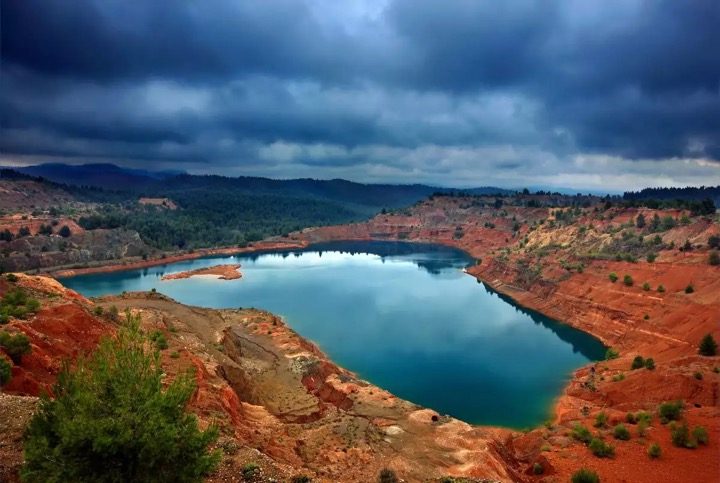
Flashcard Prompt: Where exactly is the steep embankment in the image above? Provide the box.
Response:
[294,194,720,482]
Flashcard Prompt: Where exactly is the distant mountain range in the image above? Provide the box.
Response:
[12,163,514,210]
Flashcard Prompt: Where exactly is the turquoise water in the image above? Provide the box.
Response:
[59,241,605,428]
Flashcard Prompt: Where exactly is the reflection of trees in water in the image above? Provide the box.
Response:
[239,240,474,275]
[477,280,607,361]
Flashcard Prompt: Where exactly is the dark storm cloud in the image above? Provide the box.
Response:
[1,0,719,188]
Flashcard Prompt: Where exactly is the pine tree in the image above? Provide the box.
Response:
[698,333,718,356]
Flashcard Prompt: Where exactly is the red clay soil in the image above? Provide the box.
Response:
[161,263,243,281]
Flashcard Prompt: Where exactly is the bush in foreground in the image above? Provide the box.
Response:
[647,443,661,459]
[631,355,645,370]
[693,426,708,445]
[0,355,12,386]
[698,333,718,356]
[379,468,399,483]
[613,424,631,440]
[21,313,220,482]
[0,331,32,364]
[623,275,634,286]
[670,422,697,449]
[589,438,615,458]
[659,400,683,422]
[572,468,600,483]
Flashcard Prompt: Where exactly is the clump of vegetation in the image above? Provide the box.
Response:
[93,306,104,316]
[0,331,32,364]
[693,426,708,445]
[571,468,600,483]
[608,272,618,283]
[242,463,259,479]
[21,313,221,482]
[684,284,694,294]
[644,358,655,370]
[647,442,661,459]
[631,355,645,370]
[625,413,637,424]
[589,438,615,458]
[291,476,312,483]
[379,468,399,483]
[613,424,631,440]
[605,348,620,360]
[623,274,634,286]
[0,288,41,324]
[612,373,625,382]
[709,250,720,266]
[670,422,697,449]
[594,412,608,428]
[646,252,657,263]
[698,333,718,356]
[148,329,169,350]
[644,313,650,320]
[657,285,665,293]
[571,423,593,445]
[659,400,683,422]
[693,371,703,380]
[0,355,12,386]
[532,462,544,475]
[642,282,651,291]
[170,351,180,359]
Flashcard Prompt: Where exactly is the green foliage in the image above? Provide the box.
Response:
[21,313,221,482]
[642,282,651,291]
[647,442,661,459]
[605,348,620,360]
[693,371,702,380]
[532,463,544,475]
[571,423,593,445]
[644,313,650,320]
[709,250,720,266]
[93,306,104,316]
[657,285,665,293]
[58,225,72,238]
[625,413,636,424]
[646,252,657,263]
[594,412,608,428]
[0,288,41,324]
[613,424,631,440]
[6,273,18,283]
[644,358,655,370]
[670,422,696,449]
[608,272,618,283]
[635,214,646,228]
[0,331,32,364]
[149,329,169,351]
[571,468,600,483]
[291,476,312,483]
[623,274,634,286]
[379,468,399,483]
[631,355,645,370]
[0,355,12,386]
[589,438,615,458]
[684,284,694,294]
[242,463,259,479]
[708,235,720,249]
[659,400,683,421]
[612,373,626,382]
[693,426,708,445]
[170,351,180,359]
[698,333,718,356]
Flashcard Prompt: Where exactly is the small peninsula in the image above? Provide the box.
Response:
[160,263,242,281]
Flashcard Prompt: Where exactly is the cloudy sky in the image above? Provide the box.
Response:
[1,0,719,191]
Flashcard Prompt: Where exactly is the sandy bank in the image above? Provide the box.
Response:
[161,263,242,281]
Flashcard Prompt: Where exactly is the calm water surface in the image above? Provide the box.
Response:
[59,241,605,428]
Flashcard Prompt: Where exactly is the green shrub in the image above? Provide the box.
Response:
[698,333,718,356]
[637,412,653,424]
[379,468,399,483]
[532,463,544,475]
[0,355,12,386]
[571,468,600,483]
[0,331,32,364]
[625,413,637,424]
[594,412,608,428]
[170,351,180,359]
[644,358,655,370]
[242,463,259,479]
[93,306,104,316]
[644,314,650,320]
[637,420,650,437]
[6,273,18,283]
[21,313,221,482]
[694,371,703,380]
[647,442,661,459]
[608,272,618,283]
[589,438,615,457]
[642,282,651,291]
[693,426,708,445]
[0,288,41,324]
[684,284,694,294]
[657,285,665,292]
[291,476,311,483]
[631,355,645,370]
[623,275,634,286]
[671,422,696,449]
[605,348,620,360]
[612,373,625,382]
[659,401,683,421]
[571,423,593,445]
[613,424,631,440]
[540,443,552,452]
[709,250,720,266]
[149,329,169,351]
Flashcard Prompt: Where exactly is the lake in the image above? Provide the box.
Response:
[59,241,606,428]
